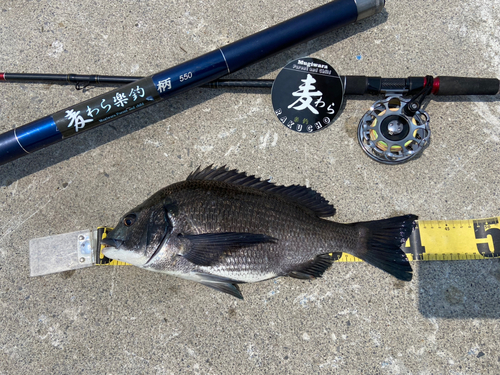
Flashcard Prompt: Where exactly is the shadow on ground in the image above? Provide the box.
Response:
[418,259,500,318]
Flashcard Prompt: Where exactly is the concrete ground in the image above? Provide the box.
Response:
[1,0,500,373]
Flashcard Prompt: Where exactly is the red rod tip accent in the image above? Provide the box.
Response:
[0,73,5,81]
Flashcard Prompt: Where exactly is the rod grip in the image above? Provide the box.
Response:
[435,76,500,95]
[343,76,425,95]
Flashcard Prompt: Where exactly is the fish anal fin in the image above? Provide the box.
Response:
[180,232,277,266]
[288,252,341,279]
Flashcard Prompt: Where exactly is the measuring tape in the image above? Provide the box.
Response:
[94,217,500,266]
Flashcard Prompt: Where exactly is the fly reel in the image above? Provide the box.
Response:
[357,96,430,164]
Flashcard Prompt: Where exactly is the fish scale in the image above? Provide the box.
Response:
[102,166,416,299]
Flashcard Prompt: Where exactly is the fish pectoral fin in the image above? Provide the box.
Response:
[180,232,277,266]
[198,281,244,300]
[288,253,341,279]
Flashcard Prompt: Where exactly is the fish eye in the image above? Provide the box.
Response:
[123,214,137,227]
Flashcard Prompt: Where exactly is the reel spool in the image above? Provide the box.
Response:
[357,96,430,164]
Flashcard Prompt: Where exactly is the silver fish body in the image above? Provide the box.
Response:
[102,166,416,299]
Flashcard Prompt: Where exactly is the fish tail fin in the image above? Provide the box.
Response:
[352,215,417,281]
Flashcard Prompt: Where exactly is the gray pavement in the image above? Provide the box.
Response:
[1,0,500,373]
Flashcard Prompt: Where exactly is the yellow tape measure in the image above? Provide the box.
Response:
[337,217,500,262]
[95,217,500,266]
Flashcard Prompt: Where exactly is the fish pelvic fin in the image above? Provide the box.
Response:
[352,215,417,281]
[198,281,244,300]
[288,252,343,279]
[194,274,245,299]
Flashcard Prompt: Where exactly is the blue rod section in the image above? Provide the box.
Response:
[222,0,357,73]
[0,117,61,162]
[0,0,384,166]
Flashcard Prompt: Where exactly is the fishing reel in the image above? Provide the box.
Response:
[353,74,499,164]
[357,96,430,164]
[355,75,436,165]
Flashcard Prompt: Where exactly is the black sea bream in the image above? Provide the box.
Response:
[102,166,416,299]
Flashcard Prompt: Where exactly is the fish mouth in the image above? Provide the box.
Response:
[101,237,123,249]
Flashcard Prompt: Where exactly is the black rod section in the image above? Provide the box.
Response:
[3,73,499,96]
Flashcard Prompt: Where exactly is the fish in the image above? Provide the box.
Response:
[101,166,417,299]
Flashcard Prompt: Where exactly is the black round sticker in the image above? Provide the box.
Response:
[271,58,344,133]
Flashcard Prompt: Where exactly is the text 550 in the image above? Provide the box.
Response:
[179,72,193,82]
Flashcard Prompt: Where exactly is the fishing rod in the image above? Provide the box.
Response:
[0,0,386,167]
[3,72,499,165]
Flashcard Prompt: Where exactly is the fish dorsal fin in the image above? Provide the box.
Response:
[187,166,335,218]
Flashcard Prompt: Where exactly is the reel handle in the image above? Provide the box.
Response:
[432,77,500,96]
